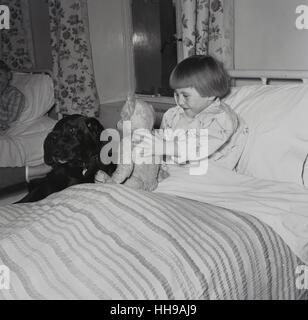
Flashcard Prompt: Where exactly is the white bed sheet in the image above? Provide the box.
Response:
[155,164,308,265]
[0,116,56,167]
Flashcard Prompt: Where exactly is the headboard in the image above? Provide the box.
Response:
[228,69,308,85]
[11,69,53,79]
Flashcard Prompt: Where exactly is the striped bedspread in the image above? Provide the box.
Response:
[0,184,306,300]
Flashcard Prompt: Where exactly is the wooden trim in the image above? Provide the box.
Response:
[135,94,174,105]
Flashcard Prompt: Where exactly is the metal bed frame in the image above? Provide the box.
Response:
[228,69,308,84]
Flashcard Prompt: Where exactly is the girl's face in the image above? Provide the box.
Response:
[174,87,215,118]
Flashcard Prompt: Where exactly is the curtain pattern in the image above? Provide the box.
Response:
[0,0,34,70]
[48,0,99,117]
[181,0,234,69]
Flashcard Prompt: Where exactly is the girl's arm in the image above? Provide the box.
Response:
[132,129,179,158]
[132,106,239,163]
[132,108,180,160]
[171,107,239,163]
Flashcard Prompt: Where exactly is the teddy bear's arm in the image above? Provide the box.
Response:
[123,176,145,190]
[111,163,134,184]
[95,170,113,184]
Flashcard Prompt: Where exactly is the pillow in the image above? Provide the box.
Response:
[223,84,308,185]
[10,72,55,124]
[0,116,57,167]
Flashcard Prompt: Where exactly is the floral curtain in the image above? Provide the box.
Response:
[180,0,234,69]
[0,0,34,70]
[47,0,99,117]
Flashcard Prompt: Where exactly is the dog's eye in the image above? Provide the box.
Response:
[69,128,76,134]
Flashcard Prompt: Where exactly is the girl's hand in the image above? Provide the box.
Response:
[133,129,165,158]
[132,129,180,161]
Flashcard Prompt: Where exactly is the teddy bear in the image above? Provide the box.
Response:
[95,96,167,191]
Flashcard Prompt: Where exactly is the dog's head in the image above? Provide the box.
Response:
[44,115,103,168]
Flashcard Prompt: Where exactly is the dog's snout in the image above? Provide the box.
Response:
[52,156,68,164]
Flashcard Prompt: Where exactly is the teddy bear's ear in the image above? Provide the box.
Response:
[117,119,123,131]
[120,96,136,120]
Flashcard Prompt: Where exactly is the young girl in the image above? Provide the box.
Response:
[134,55,248,175]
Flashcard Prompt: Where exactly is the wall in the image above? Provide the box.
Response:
[235,0,308,70]
[28,0,130,100]
[88,0,133,104]
[28,0,132,104]
[90,0,308,127]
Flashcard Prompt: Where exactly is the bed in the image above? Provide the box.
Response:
[0,71,57,204]
[0,71,56,168]
[0,70,308,300]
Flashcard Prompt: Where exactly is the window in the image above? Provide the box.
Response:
[131,0,182,98]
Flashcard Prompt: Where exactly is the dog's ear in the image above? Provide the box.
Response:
[43,132,57,166]
[85,118,104,141]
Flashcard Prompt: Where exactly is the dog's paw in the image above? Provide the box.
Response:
[95,170,111,184]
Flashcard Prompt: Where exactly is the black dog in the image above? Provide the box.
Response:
[18,115,116,203]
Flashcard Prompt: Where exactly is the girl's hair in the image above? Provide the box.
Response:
[169,55,230,98]
[0,60,11,73]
